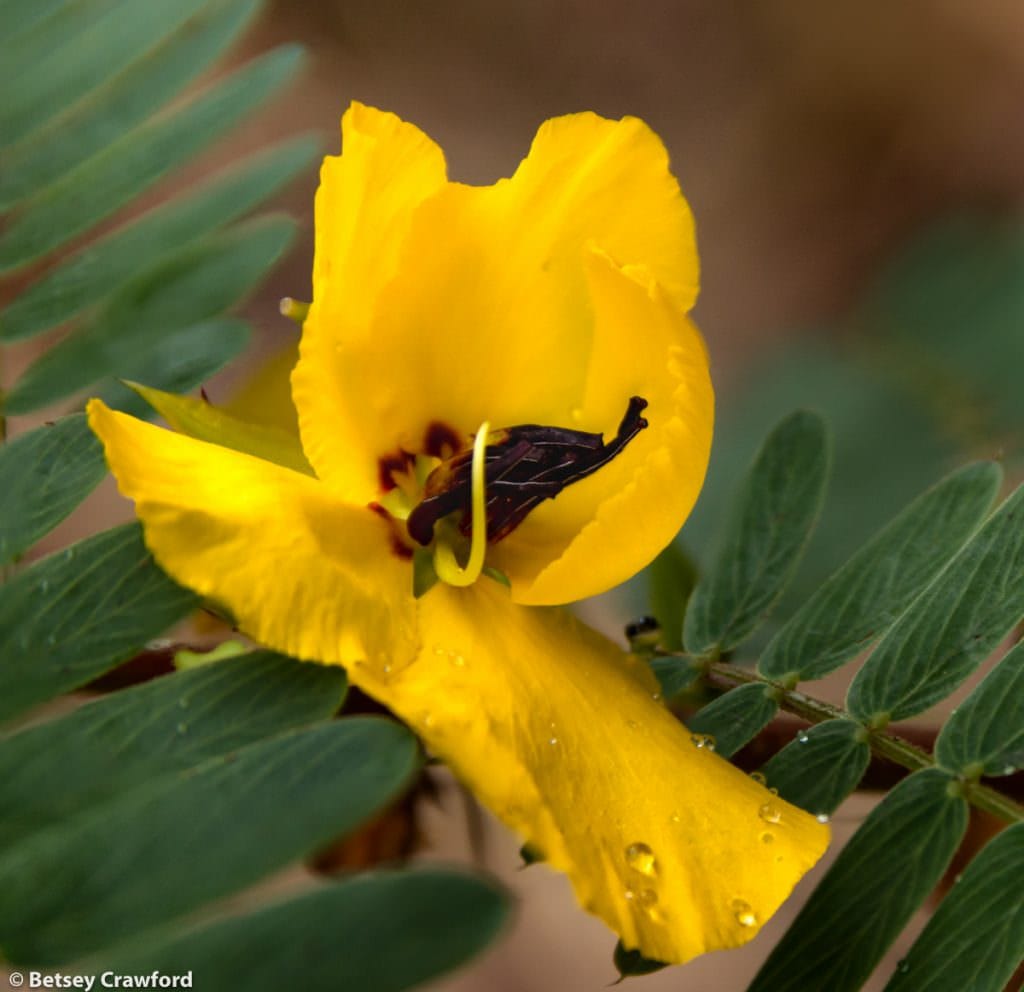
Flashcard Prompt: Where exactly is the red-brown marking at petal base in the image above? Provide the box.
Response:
[377,450,415,492]
[423,421,464,460]
[368,502,416,561]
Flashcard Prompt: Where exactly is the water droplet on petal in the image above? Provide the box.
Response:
[638,888,658,907]
[815,812,830,824]
[625,843,658,877]
[382,663,393,675]
[432,645,446,656]
[548,736,559,746]
[651,691,662,702]
[767,786,778,796]
[731,899,758,928]
[423,713,435,728]
[670,812,681,824]
[626,719,639,730]
[450,653,466,667]
[624,887,636,901]
[749,771,767,786]
[758,802,782,824]
[691,733,716,751]
[760,831,774,844]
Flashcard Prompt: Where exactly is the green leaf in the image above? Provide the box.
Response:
[646,540,697,651]
[0,45,303,271]
[5,216,294,414]
[91,869,509,992]
[759,461,1002,682]
[649,655,702,702]
[97,319,252,416]
[935,639,1024,776]
[1,0,123,77]
[847,484,1024,722]
[1,136,317,341]
[882,823,1024,992]
[0,650,346,848]
[0,0,210,147]
[761,719,870,817]
[0,415,105,565]
[686,682,779,759]
[0,0,264,209]
[749,768,969,992]
[684,411,830,655]
[0,524,198,723]
[0,718,420,964]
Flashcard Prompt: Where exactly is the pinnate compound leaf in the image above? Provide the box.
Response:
[882,823,1024,992]
[5,216,294,413]
[0,45,303,272]
[0,718,419,964]
[761,719,870,818]
[91,869,509,992]
[0,524,198,723]
[936,639,1024,776]
[0,0,210,147]
[0,136,317,342]
[0,0,264,210]
[684,411,830,655]
[759,461,1002,682]
[0,415,105,566]
[847,484,1024,723]
[0,650,346,848]
[748,769,968,992]
[686,682,779,759]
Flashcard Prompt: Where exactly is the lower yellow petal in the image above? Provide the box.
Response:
[86,400,418,669]
[351,580,829,965]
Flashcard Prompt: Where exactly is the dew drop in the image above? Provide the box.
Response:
[730,899,757,928]
[758,802,782,825]
[691,733,716,751]
[548,736,559,746]
[423,713,436,728]
[760,831,774,845]
[450,653,466,667]
[625,842,658,877]
[651,691,662,702]
[432,645,446,656]
[797,730,810,743]
[767,786,779,796]
[638,888,658,908]
[670,812,681,824]
[749,771,767,786]
[624,887,636,902]
[815,813,831,824]
[382,663,393,675]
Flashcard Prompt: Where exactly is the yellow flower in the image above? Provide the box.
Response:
[87,103,828,965]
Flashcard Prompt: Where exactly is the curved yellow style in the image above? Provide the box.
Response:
[88,103,828,966]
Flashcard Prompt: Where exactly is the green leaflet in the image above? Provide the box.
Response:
[0,415,105,566]
[0,0,210,147]
[89,869,509,992]
[5,216,294,413]
[847,484,1024,722]
[0,650,346,848]
[684,411,830,655]
[0,718,420,964]
[0,524,198,723]
[759,461,1002,682]
[935,639,1024,776]
[761,719,870,818]
[0,0,264,209]
[882,823,1024,992]
[686,682,779,759]
[0,45,303,272]
[749,768,968,992]
[1,136,317,342]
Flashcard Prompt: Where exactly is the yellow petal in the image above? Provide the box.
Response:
[225,340,301,437]
[489,249,714,603]
[129,382,312,476]
[86,399,418,669]
[351,580,829,965]
[293,109,700,515]
[292,102,448,498]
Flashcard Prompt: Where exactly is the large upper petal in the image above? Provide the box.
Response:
[349,580,829,965]
[86,400,418,668]
[293,107,701,514]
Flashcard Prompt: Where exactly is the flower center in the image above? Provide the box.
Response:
[374,396,648,587]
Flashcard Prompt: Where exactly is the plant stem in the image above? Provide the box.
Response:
[705,659,1024,825]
